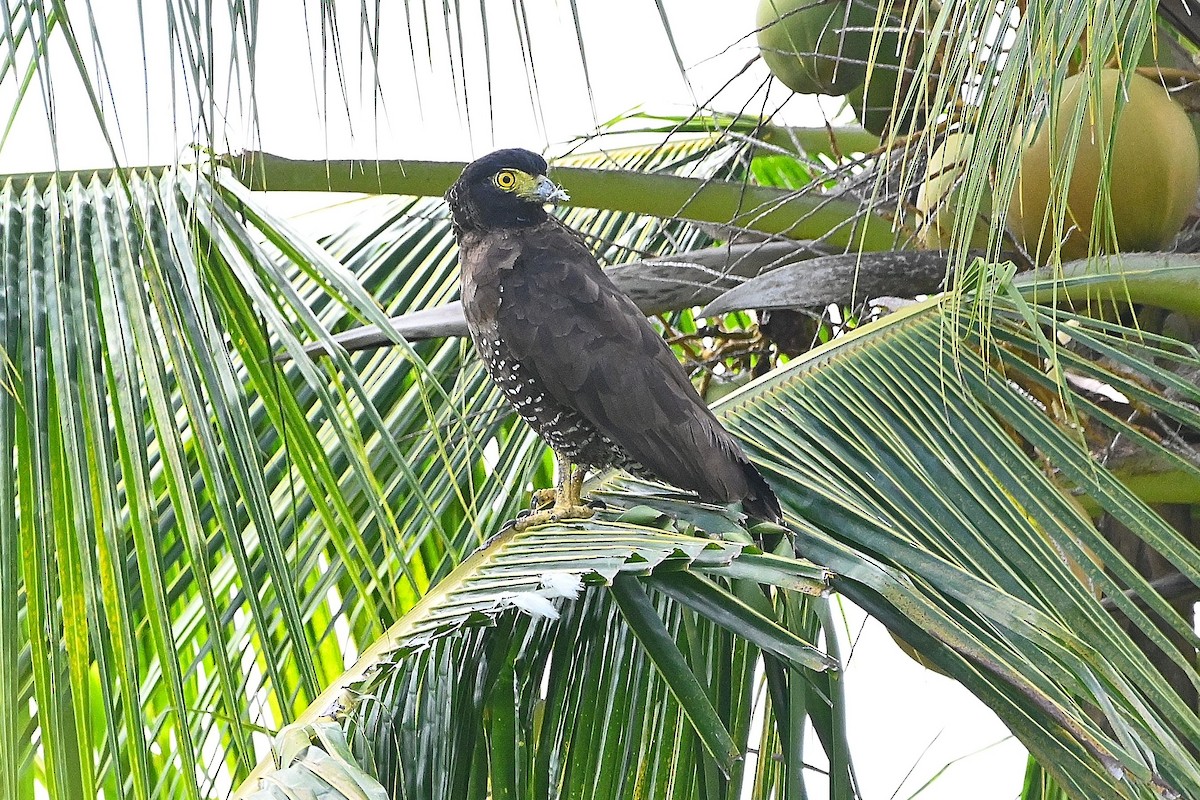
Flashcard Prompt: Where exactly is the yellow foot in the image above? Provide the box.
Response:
[514,502,595,531]
[530,488,557,510]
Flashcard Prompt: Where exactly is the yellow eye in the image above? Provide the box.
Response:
[493,169,518,190]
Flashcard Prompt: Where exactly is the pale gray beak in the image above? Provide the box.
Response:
[532,175,570,203]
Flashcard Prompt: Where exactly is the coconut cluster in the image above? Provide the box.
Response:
[1007,70,1199,262]
[757,0,1200,262]
[756,0,922,137]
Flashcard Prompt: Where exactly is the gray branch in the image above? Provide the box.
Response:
[701,249,974,316]
[288,240,825,359]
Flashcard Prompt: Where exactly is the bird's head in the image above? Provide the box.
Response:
[445,148,570,233]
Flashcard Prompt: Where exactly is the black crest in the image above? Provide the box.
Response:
[446,148,551,233]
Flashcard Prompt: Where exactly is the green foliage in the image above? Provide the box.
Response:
[1,2,1199,799]
[242,269,1200,799]
[332,491,842,800]
[0,169,451,798]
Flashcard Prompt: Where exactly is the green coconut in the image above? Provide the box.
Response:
[756,0,875,96]
[1007,69,1200,263]
[915,132,992,249]
[845,18,925,136]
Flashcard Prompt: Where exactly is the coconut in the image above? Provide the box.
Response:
[915,132,991,249]
[1007,69,1200,263]
[846,13,925,137]
[756,0,875,96]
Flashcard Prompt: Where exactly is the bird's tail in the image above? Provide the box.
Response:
[740,462,783,525]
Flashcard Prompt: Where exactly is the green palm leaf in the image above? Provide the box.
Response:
[241,495,841,800]
[0,167,488,798]
[720,292,1199,798]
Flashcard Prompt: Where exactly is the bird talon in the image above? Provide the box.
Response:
[512,502,594,531]
[530,488,557,510]
[561,503,594,521]
[513,512,546,531]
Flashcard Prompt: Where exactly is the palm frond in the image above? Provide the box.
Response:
[0,167,471,798]
[224,150,895,250]
[242,255,1200,799]
[718,286,1200,798]
[237,494,846,800]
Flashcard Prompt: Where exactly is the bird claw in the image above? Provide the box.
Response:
[530,488,557,510]
[519,457,594,529]
[513,503,594,531]
[484,516,521,544]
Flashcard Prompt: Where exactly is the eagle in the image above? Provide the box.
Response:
[446,148,782,530]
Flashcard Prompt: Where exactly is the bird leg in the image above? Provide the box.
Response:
[515,453,594,530]
[568,465,586,507]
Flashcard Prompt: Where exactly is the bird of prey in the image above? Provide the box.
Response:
[446,148,782,530]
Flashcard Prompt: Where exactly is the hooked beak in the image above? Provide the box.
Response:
[526,174,570,204]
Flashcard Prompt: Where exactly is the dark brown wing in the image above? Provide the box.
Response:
[495,219,778,516]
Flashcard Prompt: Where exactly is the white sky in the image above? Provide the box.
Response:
[1,0,847,171]
[0,2,1027,796]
